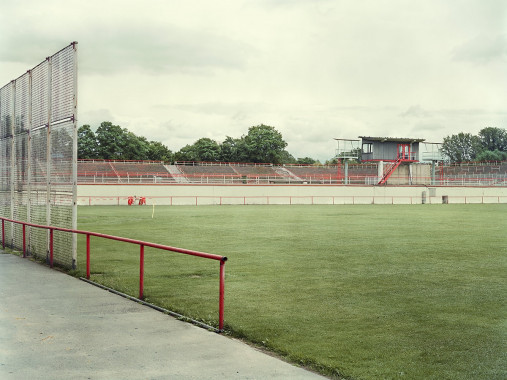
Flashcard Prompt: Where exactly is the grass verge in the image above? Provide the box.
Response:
[74,204,506,379]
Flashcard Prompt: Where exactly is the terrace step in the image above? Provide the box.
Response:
[274,167,303,181]
[165,165,190,183]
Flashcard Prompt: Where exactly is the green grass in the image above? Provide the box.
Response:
[76,204,507,379]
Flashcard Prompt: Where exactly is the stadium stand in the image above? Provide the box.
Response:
[285,165,337,183]
[232,165,280,182]
[177,164,238,183]
[77,160,507,186]
[284,163,379,184]
[78,160,175,183]
[440,162,507,186]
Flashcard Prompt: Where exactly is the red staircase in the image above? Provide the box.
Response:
[378,158,402,185]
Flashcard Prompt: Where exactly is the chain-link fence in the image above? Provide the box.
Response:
[0,42,77,269]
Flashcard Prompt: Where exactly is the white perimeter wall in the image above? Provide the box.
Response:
[78,184,507,206]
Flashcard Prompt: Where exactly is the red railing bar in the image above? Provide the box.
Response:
[0,216,227,331]
[0,217,224,262]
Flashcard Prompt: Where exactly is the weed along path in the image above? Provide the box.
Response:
[0,254,326,379]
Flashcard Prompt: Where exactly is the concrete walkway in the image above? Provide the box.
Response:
[0,253,326,379]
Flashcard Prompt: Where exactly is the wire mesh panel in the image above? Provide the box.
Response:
[50,121,75,267]
[29,127,48,259]
[0,42,77,268]
[13,73,30,249]
[0,83,14,246]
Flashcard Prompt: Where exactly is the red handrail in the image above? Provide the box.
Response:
[0,216,227,331]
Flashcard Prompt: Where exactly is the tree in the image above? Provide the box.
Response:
[147,141,173,162]
[95,121,128,160]
[242,124,288,164]
[441,132,482,163]
[475,149,507,162]
[478,127,507,152]
[78,125,98,159]
[193,138,221,162]
[122,132,149,160]
[280,150,296,164]
[296,157,317,165]
[219,136,248,163]
[174,138,221,162]
[174,144,197,162]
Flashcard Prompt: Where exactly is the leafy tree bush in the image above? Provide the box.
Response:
[174,138,221,162]
[442,127,506,163]
[478,127,507,152]
[475,149,507,162]
[441,132,482,163]
[242,124,288,164]
[78,125,98,159]
[78,122,173,162]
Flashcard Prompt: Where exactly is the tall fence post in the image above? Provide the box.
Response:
[2,219,5,249]
[139,244,145,300]
[219,258,227,331]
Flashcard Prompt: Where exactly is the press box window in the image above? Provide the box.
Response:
[362,143,373,154]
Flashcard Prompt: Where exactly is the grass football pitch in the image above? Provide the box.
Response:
[76,204,506,379]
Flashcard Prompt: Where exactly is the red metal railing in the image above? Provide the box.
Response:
[0,217,227,331]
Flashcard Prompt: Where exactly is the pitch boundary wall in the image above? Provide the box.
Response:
[77,184,507,206]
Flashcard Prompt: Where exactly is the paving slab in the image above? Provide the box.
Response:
[0,253,326,379]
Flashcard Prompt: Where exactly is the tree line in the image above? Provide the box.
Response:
[79,121,506,164]
[78,122,319,164]
[441,127,507,163]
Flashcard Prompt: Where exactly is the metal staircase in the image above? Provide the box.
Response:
[378,158,402,185]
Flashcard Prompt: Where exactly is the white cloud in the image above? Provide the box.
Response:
[452,34,507,64]
[1,0,506,162]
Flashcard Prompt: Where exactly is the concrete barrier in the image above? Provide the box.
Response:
[77,184,507,206]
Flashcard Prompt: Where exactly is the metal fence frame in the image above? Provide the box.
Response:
[0,42,78,268]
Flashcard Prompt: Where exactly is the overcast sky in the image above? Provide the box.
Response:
[1,0,506,161]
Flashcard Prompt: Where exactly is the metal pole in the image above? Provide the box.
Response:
[2,219,5,249]
[139,244,145,299]
[344,160,349,185]
[86,234,90,279]
[27,69,32,255]
[10,80,15,248]
[431,160,436,185]
[71,42,79,269]
[22,224,26,257]
[46,56,52,261]
[49,228,54,268]
[219,259,226,331]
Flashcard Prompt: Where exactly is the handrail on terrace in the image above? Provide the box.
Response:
[0,216,227,331]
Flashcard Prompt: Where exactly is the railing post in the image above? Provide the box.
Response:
[219,258,226,331]
[22,224,26,258]
[139,244,145,300]
[86,234,91,279]
[2,219,5,249]
[49,228,54,268]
